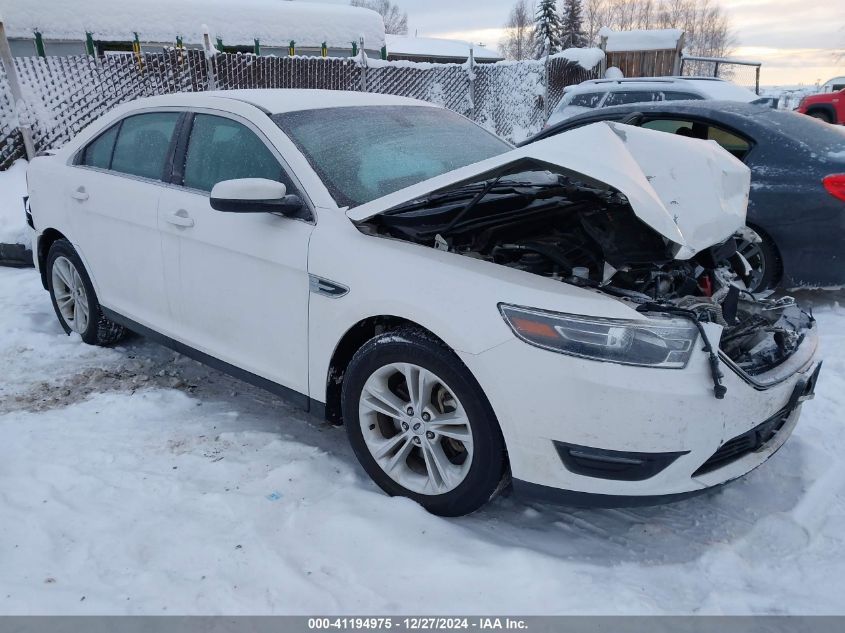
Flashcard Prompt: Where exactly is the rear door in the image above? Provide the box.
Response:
[68,111,181,331]
[158,111,314,397]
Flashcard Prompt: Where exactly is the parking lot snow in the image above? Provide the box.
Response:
[0,161,28,245]
[1,265,844,615]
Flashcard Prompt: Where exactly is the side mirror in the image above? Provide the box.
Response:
[209,178,305,217]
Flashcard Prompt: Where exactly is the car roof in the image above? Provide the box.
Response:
[536,100,842,145]
[569,76,726,90]
[569,78,696,93]
[552,100,770,126]
[124,89,436,114]
[565,77,758,101]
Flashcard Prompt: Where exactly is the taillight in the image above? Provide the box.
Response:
[823,174,845,201]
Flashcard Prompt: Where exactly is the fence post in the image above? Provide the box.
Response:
[672,33,685,75]
[0,17,36,161]
[467,46,475,119]
[358,37,367,92]
[34,31,45,58]
[543,43,551,120]
[202,26,217,90]
[755,65,760,95]
[599,34,608,77]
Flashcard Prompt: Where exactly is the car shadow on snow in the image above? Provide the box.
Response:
[107,330,817,568]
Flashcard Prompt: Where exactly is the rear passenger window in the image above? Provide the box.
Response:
[568,92,604,108]
[80,124,119,169]
[642,118,751,159]
[111,113,180,181]
[661,91,704,101]
[604,91,661,106]
[182,114,290,193]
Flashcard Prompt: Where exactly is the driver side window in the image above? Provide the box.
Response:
[182,114,297,195]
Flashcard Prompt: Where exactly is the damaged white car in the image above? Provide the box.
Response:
[26,91,821,516]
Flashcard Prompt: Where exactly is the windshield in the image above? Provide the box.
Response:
[273,106,512,207]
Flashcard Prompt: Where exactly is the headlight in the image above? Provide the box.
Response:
[499,304,699,369]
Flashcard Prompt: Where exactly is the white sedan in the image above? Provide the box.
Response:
[25,90,821,516]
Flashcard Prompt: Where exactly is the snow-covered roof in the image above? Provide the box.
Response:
[0,0,386,50]
[598,27,683,52]
[385,35,501,61]
[549,47,605,70]
[133,90,437,115]
[564,77,758,103]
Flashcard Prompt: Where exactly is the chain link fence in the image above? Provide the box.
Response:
[0,50,599,169]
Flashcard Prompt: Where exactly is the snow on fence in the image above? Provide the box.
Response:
[0,50,598,169]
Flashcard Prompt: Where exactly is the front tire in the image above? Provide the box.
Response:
[46,240,126,346]
[342,327,508,516]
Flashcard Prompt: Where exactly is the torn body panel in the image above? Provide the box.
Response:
[355,126,813,396]
[349,122,751,259]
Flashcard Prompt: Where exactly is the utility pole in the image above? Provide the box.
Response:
[0,16,36,160]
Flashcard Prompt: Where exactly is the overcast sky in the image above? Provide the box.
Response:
[310,0,843,86]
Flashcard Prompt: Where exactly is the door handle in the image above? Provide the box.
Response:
[165,210,195,228]
[71,187,89,201]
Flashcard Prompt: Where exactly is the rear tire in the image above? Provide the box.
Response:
[46,240,126,346]
[342,327,508,516]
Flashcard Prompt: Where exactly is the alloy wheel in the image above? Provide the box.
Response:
[736,237,767,292]
[51,255,90,334]
[358,362,474,495]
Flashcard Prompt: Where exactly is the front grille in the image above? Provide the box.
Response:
[693,408,790,476]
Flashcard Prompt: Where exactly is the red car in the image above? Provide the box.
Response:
[796,87,845,124]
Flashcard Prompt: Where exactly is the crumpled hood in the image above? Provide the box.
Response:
[347,122,751,259]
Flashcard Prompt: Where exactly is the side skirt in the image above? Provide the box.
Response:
[102,307,326,418]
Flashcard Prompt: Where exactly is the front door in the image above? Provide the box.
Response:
[158,112,313,396]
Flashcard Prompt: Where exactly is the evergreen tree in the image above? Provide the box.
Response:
[560,0,588,49]
[533,0,563,58]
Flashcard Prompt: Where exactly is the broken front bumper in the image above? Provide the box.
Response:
[459,323,820,506]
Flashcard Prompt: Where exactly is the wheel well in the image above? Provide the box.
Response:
[37,228,67,289]
[805,105,835,122]
[323,316,445,425]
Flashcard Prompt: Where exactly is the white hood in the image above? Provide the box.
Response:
[347,122,751,259]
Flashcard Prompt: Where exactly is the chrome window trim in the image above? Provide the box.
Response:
[68,105,317,224]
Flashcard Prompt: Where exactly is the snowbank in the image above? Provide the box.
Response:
[0,0,386,50]
[550,47,605,70]
[0,160,28,245]
[385,35,501,61]
[2,267,845,613]
[598,27,683,52]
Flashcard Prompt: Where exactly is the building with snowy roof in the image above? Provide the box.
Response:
[384,35,503,64]
[596,27,685,77]
[0,0,386,58]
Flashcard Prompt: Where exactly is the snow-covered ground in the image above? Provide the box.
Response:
[1,263,844,615]
[759,85,821,111]
[0,160,28,245]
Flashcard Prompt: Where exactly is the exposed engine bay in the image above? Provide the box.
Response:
[359,169,815,395]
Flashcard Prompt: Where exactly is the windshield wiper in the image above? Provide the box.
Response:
[385,177,542,217]
[439,169,514,235]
